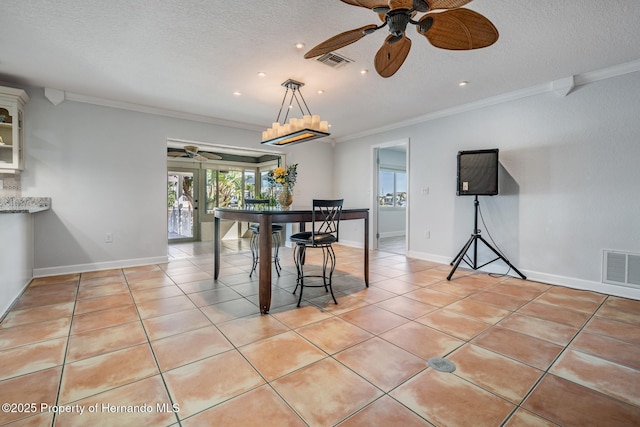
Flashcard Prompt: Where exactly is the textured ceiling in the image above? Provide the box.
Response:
[1,0,640,142]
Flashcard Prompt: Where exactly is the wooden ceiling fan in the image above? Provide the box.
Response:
[167,145,222,162]
[305,0,499,78]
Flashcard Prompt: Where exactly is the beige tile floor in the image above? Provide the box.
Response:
[1,240,640,426]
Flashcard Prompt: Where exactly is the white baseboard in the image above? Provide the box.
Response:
[407,249,640,301]
[379,231,405,239]
[406,250,451,265]
[33,256,169,278]
[523,269,640,300]
[0,279,31,322]
[337,239,365,249]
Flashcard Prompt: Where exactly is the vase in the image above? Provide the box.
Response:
[279,185,293,210]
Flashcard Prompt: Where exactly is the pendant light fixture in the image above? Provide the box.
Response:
[261,79,330,146]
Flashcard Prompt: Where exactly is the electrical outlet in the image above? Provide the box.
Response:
[462,182,469,191]
[421,187,429,195]
[105,232,113,243]
[424,230,430,239]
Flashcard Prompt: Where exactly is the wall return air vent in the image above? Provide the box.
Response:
[316,52,353,69]
[603,250,640,288]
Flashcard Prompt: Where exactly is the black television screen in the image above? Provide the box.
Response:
[457,149,499,196]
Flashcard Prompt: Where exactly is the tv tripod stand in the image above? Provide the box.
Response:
[447,195,526,281]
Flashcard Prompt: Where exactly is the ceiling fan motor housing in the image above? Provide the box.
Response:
[388,9,412,37]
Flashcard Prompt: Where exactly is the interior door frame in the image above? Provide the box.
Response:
[370,138,410,253]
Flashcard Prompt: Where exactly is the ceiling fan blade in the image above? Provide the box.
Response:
[340,0,389,9]
[388,0,413,10]
[200,152,222,160]
[167,151,187,157]
[374,35,412,78]
[184,145,199,154]
[423,0,473,10]
[417,8,498,50]
[305,25,378,59]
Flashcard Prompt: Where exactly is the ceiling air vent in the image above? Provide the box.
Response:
[316,52,353,69]
[603,250,640,288]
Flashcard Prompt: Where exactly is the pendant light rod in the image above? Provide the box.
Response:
[277,79,313,124]
[275,86,290,124]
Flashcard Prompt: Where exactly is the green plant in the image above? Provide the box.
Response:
[217,170,242,207]
[167,182,176,208]
[259,192,277,206]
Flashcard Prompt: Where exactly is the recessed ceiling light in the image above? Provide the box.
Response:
[317,90,324,94]
[257,72,266,77]
[360,69,369,75]
[233,91,241,96]
[459,81,468,87]
[295,42,305,49]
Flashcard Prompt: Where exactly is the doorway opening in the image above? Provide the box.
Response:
[167,140,284,244]
[373,140,409,255]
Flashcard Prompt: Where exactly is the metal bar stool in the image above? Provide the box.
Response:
[290,199,343,307]
[245,199,282,277]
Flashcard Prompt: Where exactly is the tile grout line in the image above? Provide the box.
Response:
[50,272,82,427]
[498,287,612,426]
[7,243,639,426]
[150,257,272,424]
[124,266,187,427]
[175,262,313,424]
[401,275,560,426]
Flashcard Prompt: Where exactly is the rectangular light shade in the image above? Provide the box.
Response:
[261,128,330,146]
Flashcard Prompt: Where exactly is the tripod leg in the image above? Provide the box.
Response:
[450,235,472,266]
[447,235,477,280]
[476,236,527,279]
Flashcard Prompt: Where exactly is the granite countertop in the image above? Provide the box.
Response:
[0,197,51,213]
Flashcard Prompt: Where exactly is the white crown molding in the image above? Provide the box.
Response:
[575,58,640,85]
[44,87,65,106]
[552,75,575,97]
[336,83,551,143]
[336,58,640,143]
[49,90,265,132]
[44,59,640,144]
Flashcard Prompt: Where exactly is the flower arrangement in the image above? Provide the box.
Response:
[268,163,298,189]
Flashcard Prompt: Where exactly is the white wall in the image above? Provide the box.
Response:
[19,88,333,275]
[12,69,640,300]
[0,213,33,315]
[334,71,640,298]
[283,140,335,206]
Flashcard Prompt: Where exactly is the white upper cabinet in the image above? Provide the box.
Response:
[0,87,29,173]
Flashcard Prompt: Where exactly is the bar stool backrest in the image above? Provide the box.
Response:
[311,199,344,241]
